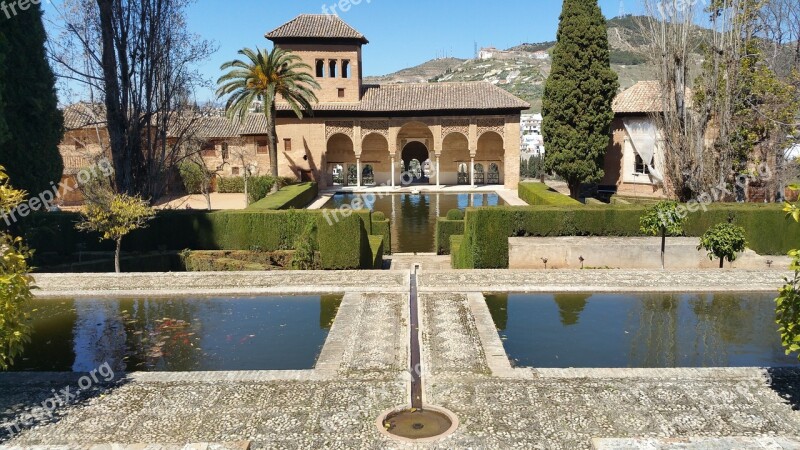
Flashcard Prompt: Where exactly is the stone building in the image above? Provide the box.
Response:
[244,14,529,190]
[601,81,668,198]
[57,14,529,194]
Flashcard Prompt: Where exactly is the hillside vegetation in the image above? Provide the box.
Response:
[364,16,703,112]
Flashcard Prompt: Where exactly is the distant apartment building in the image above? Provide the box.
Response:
[520,113,544,158]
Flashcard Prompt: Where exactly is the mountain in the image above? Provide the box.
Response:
[364,16,699,112]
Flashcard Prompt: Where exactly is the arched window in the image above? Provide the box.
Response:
[457,163,469,185]
[342,60,351,79]
[329,60,338,78]
[315,60,325,78]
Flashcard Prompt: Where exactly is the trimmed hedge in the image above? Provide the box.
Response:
[368,236,385,269]
[217,177,245,193]
[248,183,319,210]
[19,208,380,270]
[316,213,369,270]
[435,218,465,255]
[450,235,468,269]
[519,182,583,206]
[457,203,799,269]
[371,218,392,255]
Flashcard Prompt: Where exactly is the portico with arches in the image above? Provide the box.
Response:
[225,14,528,191]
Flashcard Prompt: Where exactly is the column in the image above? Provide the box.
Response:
[356,157,362,188]
[436,155,441,188]
[391,155,396,188]
[470,157,475,187]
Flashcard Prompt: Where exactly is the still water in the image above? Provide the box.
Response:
[322,193,506,253]
[11,295,342,372]
[485,292,800,368]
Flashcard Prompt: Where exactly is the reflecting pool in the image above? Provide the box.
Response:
[322,192,505,253]
[485,292,800,368]
[11,295,342,372]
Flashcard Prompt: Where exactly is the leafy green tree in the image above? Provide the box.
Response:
[779,190,800,361]
[542,0,619,199]
[217,48,319,193]
[697,223,747,268]
[76,193,156,273]
[520,158,528,179]
[639,201,686,269]
[0,2,64,196]
[0,166,33,370]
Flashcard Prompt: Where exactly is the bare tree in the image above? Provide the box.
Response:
[47,0,216,201]
[639,0,799,201]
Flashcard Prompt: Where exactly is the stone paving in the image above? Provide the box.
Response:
[1,270,798,449]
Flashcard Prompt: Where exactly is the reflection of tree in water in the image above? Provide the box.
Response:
[484,294,509,331]
[73,300,128,373]
[11,300,77,371]
[120,298,206,371]
[319,295,343,330]
[553,294,590,326]
[628,294,679,368]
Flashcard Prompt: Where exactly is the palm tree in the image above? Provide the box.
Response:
[216,47,319,193]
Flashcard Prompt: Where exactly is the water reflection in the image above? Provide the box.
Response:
[487,292,800,368]
[553,294,590,326]
[12,295,342,372]
[323,193,506,253]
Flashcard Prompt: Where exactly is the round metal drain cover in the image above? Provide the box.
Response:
[380,408,455,440]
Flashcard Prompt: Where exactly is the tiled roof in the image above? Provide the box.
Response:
[63,103,106,130]
[177,116,243,139]
[236,82,529,135]
[266,14,368,44]
[612,81,664,114]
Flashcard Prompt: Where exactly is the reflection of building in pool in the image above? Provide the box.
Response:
[246,14,527,189]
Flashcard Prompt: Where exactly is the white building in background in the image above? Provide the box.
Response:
[520,113,545,158]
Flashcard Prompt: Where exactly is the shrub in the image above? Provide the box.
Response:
[435,218,465,255]
[698,222,747,268]
[639,201,686,269]
[178,161,205,194]
[446,209,465,220]
[518,182,582,206]
[217,177,245,193]
[248,183,318,210]
[292,222,317,270]
[372,211,386,221]
[248,176,276,204]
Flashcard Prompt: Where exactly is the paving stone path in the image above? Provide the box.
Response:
[0,271,797,449]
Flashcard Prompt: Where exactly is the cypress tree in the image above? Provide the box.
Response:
[542,0,618,199]
[0,2,64,198]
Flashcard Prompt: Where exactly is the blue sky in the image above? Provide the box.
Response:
[43,0,639,102]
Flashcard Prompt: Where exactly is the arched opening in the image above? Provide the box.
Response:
[477,131,504,185]
[316,60,325,78]
[329,60,338,78]
[326,133,355,186]
[362,164,374,185]
[402,141,430,184]
[474,163,485,185]
[361,133,390,185]
[441,132,470,185]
